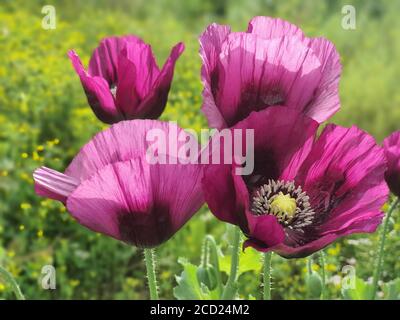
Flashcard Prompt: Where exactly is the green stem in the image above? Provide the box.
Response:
[221,227,241,300]
[307,256,312,275]
[263,252,272,300]
[371,198,399,299]
[204,235,223,295]
[144,248,159,300]
[0,265,25,300]
[319,251,326,300]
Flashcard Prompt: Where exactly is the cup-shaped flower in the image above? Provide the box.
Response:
[33,120,204,248]
[202,106,388,258]
[199,16,342,129]
[69,36,184,124]
[383,131,400,197]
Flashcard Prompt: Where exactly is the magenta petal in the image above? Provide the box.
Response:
[88,35,144,85]
[199,24,232,129]
[247,16,305,39]
[65,120,194,181]
[117,40,159,101]
[202,164,249,230]
[285,125,389,254]
[202,107,318,238]
[200,17,343,128]
[33,167,79,203]
[199,23,231,80]
[215,33,321,127]
[68,50,120,124]
[114,50,140,118]
[383,131,400,196]
[303,38,342,123]
[244,212,285,249]
[67,158,203,247]
[273,212,384,258]
[232,106,318,181]
[136,42,185,119]
[272,234,339,258]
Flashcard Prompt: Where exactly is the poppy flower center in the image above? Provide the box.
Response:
[270,192,297,221]
[251,180,315,231]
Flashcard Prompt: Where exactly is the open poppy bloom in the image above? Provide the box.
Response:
[33,120,204,248]
[202,106,388,258]
[69,36,184,124]
[383,131,400,197]
[199,16,342,129]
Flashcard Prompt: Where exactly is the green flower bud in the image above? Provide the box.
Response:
[197,265,218,290]
[306,271,323,299]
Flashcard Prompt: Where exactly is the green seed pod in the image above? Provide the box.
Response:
[197,265,218,290]
[306,271,323,299]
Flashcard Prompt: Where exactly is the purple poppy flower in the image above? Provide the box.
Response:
[33,120,204,248]
[69,36,184,124]
[202,106,388,258]
[383,131,400,197]
[199,16,342,129]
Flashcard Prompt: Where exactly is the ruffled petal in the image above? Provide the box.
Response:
[68,50,120,124]
[33,167,79,203]
[202,164,249,230]
[383,131,400,196]
[272,212,384,258]
[65,119,196,181]
[136,42,185,119]
[303,38,342,123]
[243,212,286,250]
[214,33,322,127]
[247,16,305,39]
[114,40,160,118]
[231,106,318,182]
[292,125,388,246]
[199,24,231,129]
[88,35,144,85]
[66,157,203,247]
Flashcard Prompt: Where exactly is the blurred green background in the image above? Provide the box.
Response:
[0,0,400,299]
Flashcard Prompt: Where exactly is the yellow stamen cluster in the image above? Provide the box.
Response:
[270,192,297,223]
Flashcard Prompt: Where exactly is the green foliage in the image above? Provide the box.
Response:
[174,258,220,300]
[342,277,373,300]
[0,0,400,299]
[220,248,262,277]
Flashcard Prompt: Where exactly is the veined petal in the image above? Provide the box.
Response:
[304,38,342,123]
[214,33,321,127]
[293,125,388,243]
[383,131,400,196]
[231,106,318,182]
[136,42,185,119]
[88,35,144,85]
[247,16,305,39]
[199,24,231,129]
[65,119,197,181]
[66,157,203,247]
[33,167,79,203]
[68,50,120,124]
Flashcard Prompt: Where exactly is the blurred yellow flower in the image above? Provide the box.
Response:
[20,203,31,210]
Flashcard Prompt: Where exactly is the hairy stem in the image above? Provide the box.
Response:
[319,251,326,300]
[263,252,272,300]
[0,265,25,300]
[371,198,399,299]
[144,248,159,300]
[221,227,241,300]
